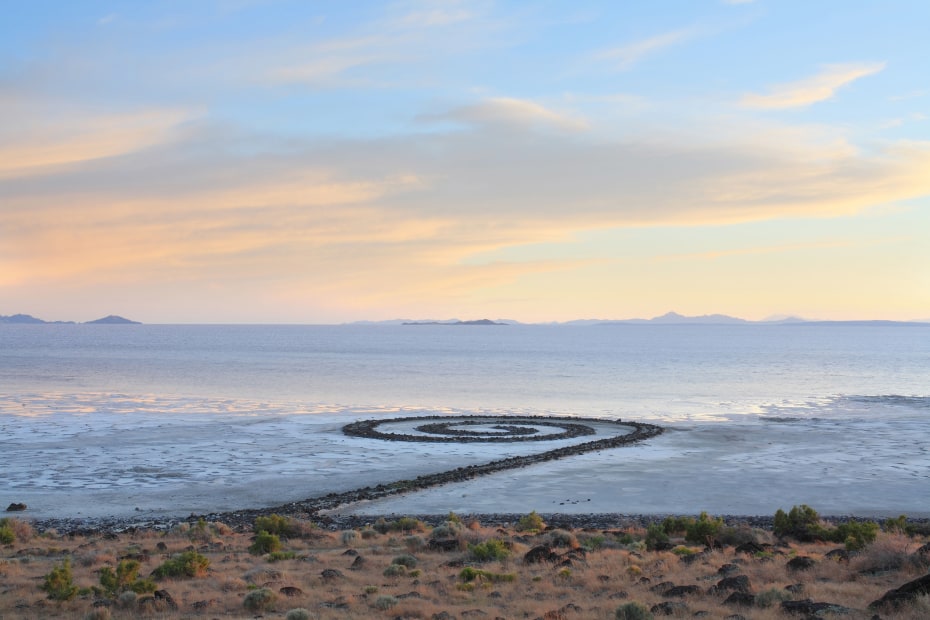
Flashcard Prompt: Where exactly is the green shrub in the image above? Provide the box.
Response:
[253,514,313,538]
[755,587,792,608]
[616,601,654,620]
[774,506,878,549]
[644,524,669,550]
[836,520,879,551]
[41,558,79,601]
[268,551,298,562]
[0,526,13,545]
[391,554,418,569]
[341,530,358,545]
[685,512,723,545]
[459,566,516,583]
[883,515,909,534]
[286,609,311,620]
[661,516,691,535]
[250,530,282,555]
[374,595,398,610]
[243,587,276,611]
[548,529,579,548]
[404,535,425,551]
[581,534,607,550]
[117,591,137,608]
[515,510,545,533]
[430,521,465,540]
[383,564,407,577]
[99,559,156,596]
[84,608,111,620]
[152,550,210,579]
[468,538,510,562]
[774,505,822,540]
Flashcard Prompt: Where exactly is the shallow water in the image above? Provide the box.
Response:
[1,324,928,519]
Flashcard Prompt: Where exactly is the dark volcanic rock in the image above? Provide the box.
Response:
[781,599,853,616]
[5,503,27,512]
[711,575,752,594]
[723,592,756,607]
[524,545,558,564]
[786,556,816,571]
[650,601,688,615]
[665,584,702,597]
[429,538,461,552]
[279,586,303,597]
[869,573,930,609]
[154,589,177,610]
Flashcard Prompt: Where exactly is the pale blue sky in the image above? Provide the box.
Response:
[1,1,928,322]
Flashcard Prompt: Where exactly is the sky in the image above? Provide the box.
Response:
[1,0,929,324]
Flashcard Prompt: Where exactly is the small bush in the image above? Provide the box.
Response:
[117,591,137,608]
[616,601,654,620]
[341,530,358,545]
[835,520,879,551]
[374,595,398,610]
[84,608,111,620]
[361,528,378,539]
[468,538,510,562]
[774,505,821,540]
[286,609,311,620]
[41,558,79,601]
[383,564,407,577]
[404,535,425,551]
[391,554,418,569]
[99,559,156,596]
[243,587,276,611]
[431,520,465,540]
[268,551,298,562]
[459,566,516,583]
[685,512,724,545]
[152,550,210,579]
[0,526,13,545]
[250,530,282,555]
[756,587,792,608]
[254,514,314,538]
[548,529,579,549]
[644,524,669,550]
[515,510,545,533]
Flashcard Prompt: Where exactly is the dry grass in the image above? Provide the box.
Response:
[0,517,927,619]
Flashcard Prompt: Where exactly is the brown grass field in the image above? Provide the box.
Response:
[1,512,928,619]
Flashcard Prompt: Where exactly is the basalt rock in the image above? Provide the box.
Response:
[869,573,930,609]
[5,503,27,512]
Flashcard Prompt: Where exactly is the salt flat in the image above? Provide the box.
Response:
[1,393,927,521]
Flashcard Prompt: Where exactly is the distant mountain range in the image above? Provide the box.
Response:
[0,314,140,325]
[351,311,928,326]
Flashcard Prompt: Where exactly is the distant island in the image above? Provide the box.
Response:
[353,311,929,327]
[403,319,506,326]
[0,314,140,325]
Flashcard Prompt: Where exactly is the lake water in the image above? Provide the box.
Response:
[1,324,928,519]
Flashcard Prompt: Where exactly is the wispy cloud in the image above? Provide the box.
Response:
[595,28,695,70]
[740,62,886,109]
[425,97,589,131]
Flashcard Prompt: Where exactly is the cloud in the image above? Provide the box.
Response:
[740,62,886,109]
[424,97,589,131]
[595,28,695,70]
[391,0,479,28]
[0,105,194,178]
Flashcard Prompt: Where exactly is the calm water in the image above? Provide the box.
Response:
[1,323,928,421]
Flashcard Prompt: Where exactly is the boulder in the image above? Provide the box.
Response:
[650,601,688,615]
[869,573,930,609]
[781,599,853,616]
[786,556,816,571]
[711,575,752,594]
[665,584,702,597]
[5,503,27,512]
[524,545,558,564]
[723,592,756,607]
